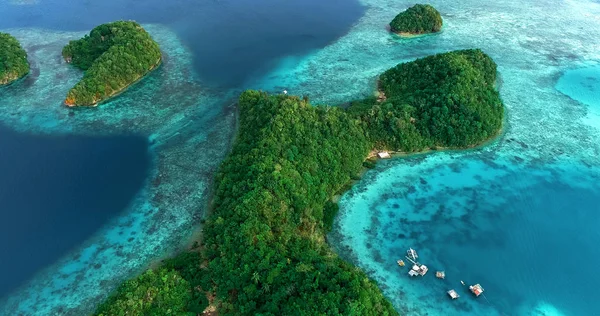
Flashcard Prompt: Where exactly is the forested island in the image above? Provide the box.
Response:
[389,4,443,35]
[62,21,161,107]
[0,32,29,86]
[94,49,504,315]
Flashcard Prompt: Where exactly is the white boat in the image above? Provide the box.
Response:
[407,248,418,261]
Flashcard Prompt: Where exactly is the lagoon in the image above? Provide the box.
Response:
[2,0,600,314]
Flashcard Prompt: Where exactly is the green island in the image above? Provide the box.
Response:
[0,32,29,86]
[62,21,161,107]
[389,4,443,36]
[94,49,504,315]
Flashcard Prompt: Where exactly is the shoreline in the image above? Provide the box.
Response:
[65,56,163,107]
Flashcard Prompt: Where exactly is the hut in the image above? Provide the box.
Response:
[469,284,484,297]
[378,151,391,159]
[447,289,459,299]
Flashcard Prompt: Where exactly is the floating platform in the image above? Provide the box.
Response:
[436,271,445,279]
[408,263,428,277]
[469,284,484,297]
[447,289,459,299]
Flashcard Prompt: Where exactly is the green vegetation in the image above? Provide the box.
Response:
[95,49,504,315]
[348,49,504,151]
[62,21,161,106]
[389,4,443,35]
[204,90,395,315]
[95,268,191,316]
[95,252,210,316]
[0,32,29,85]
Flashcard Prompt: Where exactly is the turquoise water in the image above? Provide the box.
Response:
[331,156,600,315]
[311,0,600,315]
[2,0,600,315]
[0,26,237,314]
[0,0,364,312]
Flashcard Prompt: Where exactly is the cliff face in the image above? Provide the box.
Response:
[0,32,30,86]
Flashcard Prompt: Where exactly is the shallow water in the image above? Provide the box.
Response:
[0,126,150,299]
[2,0,600,314]
[0,0,364,314]
[308,0,600,315]
[0,0,364,88]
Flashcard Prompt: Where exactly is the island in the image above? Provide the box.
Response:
[94,49,504,315]
[62,21,161,107]
[0,32,29,86]
[389,4,443,36]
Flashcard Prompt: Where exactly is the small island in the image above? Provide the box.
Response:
[389,4,443,36]
[62,21,161,107]
[93,49,504,315]
[0,32,29,86]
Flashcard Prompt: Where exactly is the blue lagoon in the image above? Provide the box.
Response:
[2,0,600,314]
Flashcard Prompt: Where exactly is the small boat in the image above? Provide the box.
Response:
[460,280,465,286]
[469,284,484,297]
[407,248,418,261]
[397,260,405,267]
[447,289,460,299]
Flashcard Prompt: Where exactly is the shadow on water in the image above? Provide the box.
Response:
[0,124,150,298]
[0,0,365,88]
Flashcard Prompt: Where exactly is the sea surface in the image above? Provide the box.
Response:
[0,0,364,314]
[1,0,600,315]
[0,126,150,299]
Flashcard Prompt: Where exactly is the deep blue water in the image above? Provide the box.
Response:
[0,0,364,306]
[0,0,364,88]
[0,125,150,298]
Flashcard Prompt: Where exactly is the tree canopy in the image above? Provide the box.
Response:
[389,4,443,35]
[95,49,504,315]
[94,268,192,316]
[0,32,29,85]
[349,49,504,151]
[62,21,161,106]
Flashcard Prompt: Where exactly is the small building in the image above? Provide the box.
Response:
[447,289,459,299]
[408,264,428,277]
[469,284,484,297]
[377,151,391,159]
[436,271,445,279]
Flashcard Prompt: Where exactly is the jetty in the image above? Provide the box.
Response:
[447,289,459,299]
[469,284,484,297]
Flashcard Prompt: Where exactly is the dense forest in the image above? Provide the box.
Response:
[389,4,443,35]
[95,49,504,315]
[62,21,161,106]
[348,49,504,151]
[0,32,29,85]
